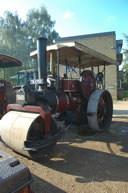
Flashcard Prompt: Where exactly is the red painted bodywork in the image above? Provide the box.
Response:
[56,93,80,112]
[62,79,79,92]
[80,71,96,99]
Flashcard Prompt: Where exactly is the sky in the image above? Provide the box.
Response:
[0,0,127,49]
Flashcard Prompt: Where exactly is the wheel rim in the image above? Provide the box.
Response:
[87,90,113,131]
[97,92,112,130]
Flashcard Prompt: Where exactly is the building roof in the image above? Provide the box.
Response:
[57,31,116,42]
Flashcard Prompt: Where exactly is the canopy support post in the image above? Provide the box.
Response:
[91,65,94,73]
[104,62,105,89]
[65,59,68,77]
[56,49,60,90]
[79,56,81,75]
[50,52,54,75]
[98,65,99,73]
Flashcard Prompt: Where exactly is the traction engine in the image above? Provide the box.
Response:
[0,38,113,160]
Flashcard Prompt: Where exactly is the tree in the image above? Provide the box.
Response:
[0,11,26,79]
[0,11,29,60]
[26,7,59,47]
[123,34,128,72]
[122,34,128,89]
[0,7,59,80]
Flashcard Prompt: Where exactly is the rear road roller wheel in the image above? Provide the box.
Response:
[87,90,113,132]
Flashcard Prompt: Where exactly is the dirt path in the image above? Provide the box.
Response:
[0,101,128,193]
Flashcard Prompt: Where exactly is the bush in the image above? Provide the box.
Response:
[122,82,128,90]
[123,90,128,98]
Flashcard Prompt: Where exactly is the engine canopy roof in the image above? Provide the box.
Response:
[0,54,22,68]
[30,41,118,68]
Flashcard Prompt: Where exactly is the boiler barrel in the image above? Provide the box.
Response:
[56,94,80,112]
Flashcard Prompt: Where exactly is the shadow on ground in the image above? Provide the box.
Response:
[113,109,128,119]
[31,175,66,193]
[113,110,128,115]
[37,117,128,183]
[39,143,128,183]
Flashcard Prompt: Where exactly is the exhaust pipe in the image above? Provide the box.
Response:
[37,37,47,89]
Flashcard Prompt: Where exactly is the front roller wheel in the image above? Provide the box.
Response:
[27,117,58,160]
[0,111,58,160]
[87,90,113,132]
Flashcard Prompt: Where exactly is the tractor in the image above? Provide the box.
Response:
[0,38,118,160]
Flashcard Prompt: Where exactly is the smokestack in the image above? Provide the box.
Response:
[37,37,47,88]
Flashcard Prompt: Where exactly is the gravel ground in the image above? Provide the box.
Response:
[0,101,128,193]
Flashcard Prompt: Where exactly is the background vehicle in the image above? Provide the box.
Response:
[0,54,21,117]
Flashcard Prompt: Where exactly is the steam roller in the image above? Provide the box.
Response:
[0,38,115,160]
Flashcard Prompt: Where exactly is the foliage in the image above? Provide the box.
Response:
[26,7,59,46]
[122,34,128,88]
[122,81,128,90]
[123,90,128,98]
[123,34,128,72]
[0,7,59,81]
